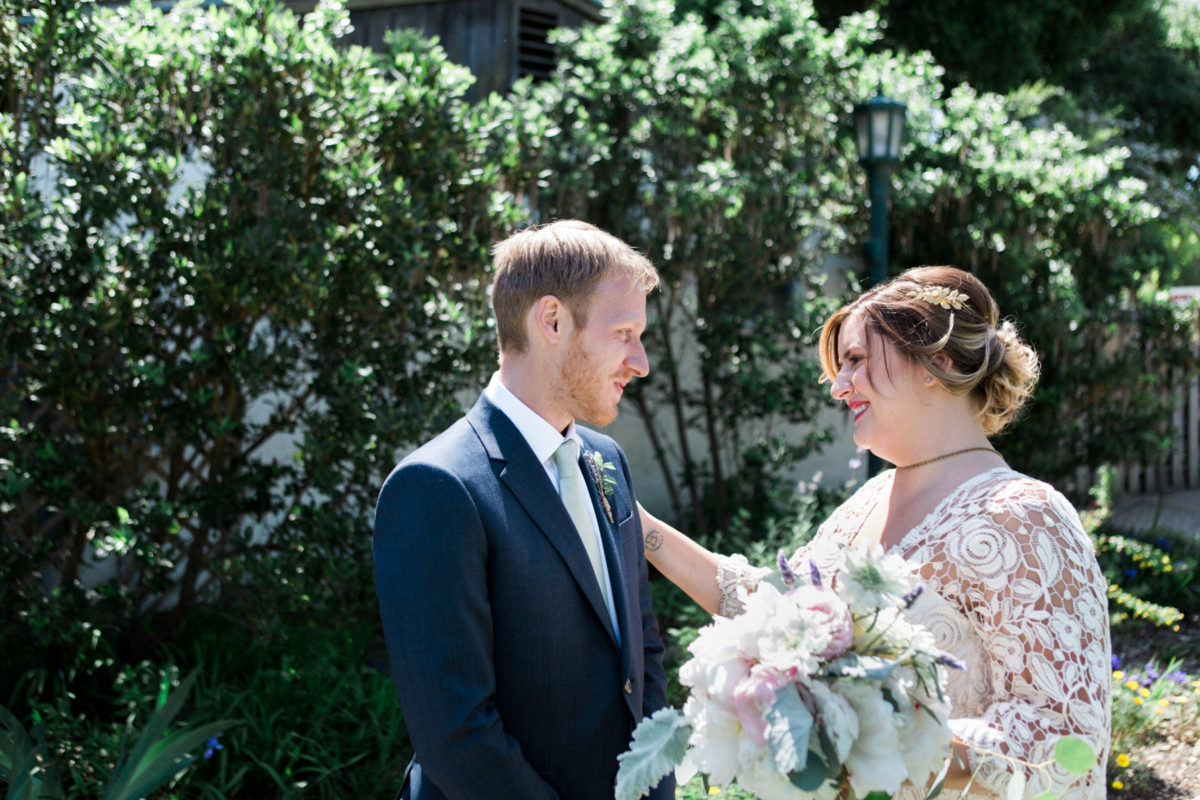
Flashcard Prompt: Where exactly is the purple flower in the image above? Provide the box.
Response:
[1111,654,1121,670]
[204,733,224,760]
[935,653,967,671]
[809,559,823,588]
[1124,568,1138,578]
[902,584,924,609]
[1140,664,1160,686]
[1156,537,1172,552]
[777,550,797,586]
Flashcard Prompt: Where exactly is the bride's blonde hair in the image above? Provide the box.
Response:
[818,266,1040,436]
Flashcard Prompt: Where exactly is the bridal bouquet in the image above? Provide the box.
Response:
[617,545,964,800]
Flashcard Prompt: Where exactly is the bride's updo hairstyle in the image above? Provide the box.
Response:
[818,266,1040,436]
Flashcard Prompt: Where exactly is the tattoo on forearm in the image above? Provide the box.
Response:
[644,527,664,552]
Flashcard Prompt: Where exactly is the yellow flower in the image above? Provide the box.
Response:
[1116,753,1131,768]
[1162,555,1170,564]
[1139,687,1151,698]
[709,788,721,796]
[1113,670,1125,681]
[1112,780,1124,790]
[1135,697,1143,705]
[1158,698,1169,707]
[1124,680,1139,691]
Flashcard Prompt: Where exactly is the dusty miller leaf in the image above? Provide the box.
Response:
[615,707,689,800]
[764,683,814,775]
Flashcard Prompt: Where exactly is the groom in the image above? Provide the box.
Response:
[374,220,674,800]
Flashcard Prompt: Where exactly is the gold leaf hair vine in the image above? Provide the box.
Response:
[906,285,969,310]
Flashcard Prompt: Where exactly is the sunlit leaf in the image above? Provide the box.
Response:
[1053,736,1097,776]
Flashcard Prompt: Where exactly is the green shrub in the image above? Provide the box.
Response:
[5,611,406,800]
[1,668,234,800]
[511,0,863,536]
[1095,526,1199,626]
[1,0,516,685]
[178,611,408,799]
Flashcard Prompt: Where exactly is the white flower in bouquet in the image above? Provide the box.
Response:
[834,678,908,797]
[681,694,740,785]
[887,669,955,783]
[615,544,964,800]
[837,545,915,612]
[807,681,857,764]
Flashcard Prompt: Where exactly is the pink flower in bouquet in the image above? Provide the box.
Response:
[790,585,854,661]
[731,664,790,745]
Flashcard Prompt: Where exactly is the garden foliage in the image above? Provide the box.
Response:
[2,0,1200,796]
[1,0,511,666]
[508,0,868,536]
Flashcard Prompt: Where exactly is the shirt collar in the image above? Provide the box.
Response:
[485,372,581,466]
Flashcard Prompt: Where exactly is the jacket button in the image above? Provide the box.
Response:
[624,678,633,694]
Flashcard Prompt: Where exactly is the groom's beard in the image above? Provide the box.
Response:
[560,334,622,427]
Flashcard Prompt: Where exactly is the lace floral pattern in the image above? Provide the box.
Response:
[716,468,1112,799]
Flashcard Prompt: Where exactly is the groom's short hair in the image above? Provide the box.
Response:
[490,220,658,356]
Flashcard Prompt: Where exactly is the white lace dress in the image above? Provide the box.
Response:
[716,467,1111,799]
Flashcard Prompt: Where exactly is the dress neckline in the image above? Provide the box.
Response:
[853,466,1019,556]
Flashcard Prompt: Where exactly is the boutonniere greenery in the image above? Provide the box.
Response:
[585,450,616,523]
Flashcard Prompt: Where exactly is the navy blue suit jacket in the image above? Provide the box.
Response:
[374,394,674,800]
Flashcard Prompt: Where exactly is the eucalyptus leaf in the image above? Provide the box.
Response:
[787,749,828,792]
[1053,736,1097,776]
[824,654,898,680]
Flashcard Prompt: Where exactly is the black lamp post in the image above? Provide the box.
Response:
[852,86,907,475]
[852,85,907,289]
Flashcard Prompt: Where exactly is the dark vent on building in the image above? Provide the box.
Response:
[517,8,558,81]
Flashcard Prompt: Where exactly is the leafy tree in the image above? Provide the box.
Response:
[511,0,884,537]
[0,0,513,676]
[518,0,1198,518]
[888,81,1198,495]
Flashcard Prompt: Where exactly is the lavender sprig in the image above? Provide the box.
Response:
[777,550,797,587]
[935,653,967,671]
[902,584,924,609]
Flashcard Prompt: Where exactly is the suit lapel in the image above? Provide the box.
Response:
[578,432,633,664]
[468,397,619,646]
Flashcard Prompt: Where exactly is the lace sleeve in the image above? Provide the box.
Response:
[935,485,1111,798]
[714,554,772,617]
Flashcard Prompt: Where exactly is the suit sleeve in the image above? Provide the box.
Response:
[617,449,675,800]
[373,461,559,800]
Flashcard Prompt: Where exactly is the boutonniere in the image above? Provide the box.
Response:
[584,450,616,523]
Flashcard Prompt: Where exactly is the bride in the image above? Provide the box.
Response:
[639,266,1111,798]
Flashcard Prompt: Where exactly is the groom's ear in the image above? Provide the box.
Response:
[531,294,568,344]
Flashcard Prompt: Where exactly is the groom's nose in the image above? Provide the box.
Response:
[626,341,649,378]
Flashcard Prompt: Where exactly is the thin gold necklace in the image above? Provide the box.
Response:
[895,446,1002,471]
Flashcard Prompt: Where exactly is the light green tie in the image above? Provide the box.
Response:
[553,439,611,611]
